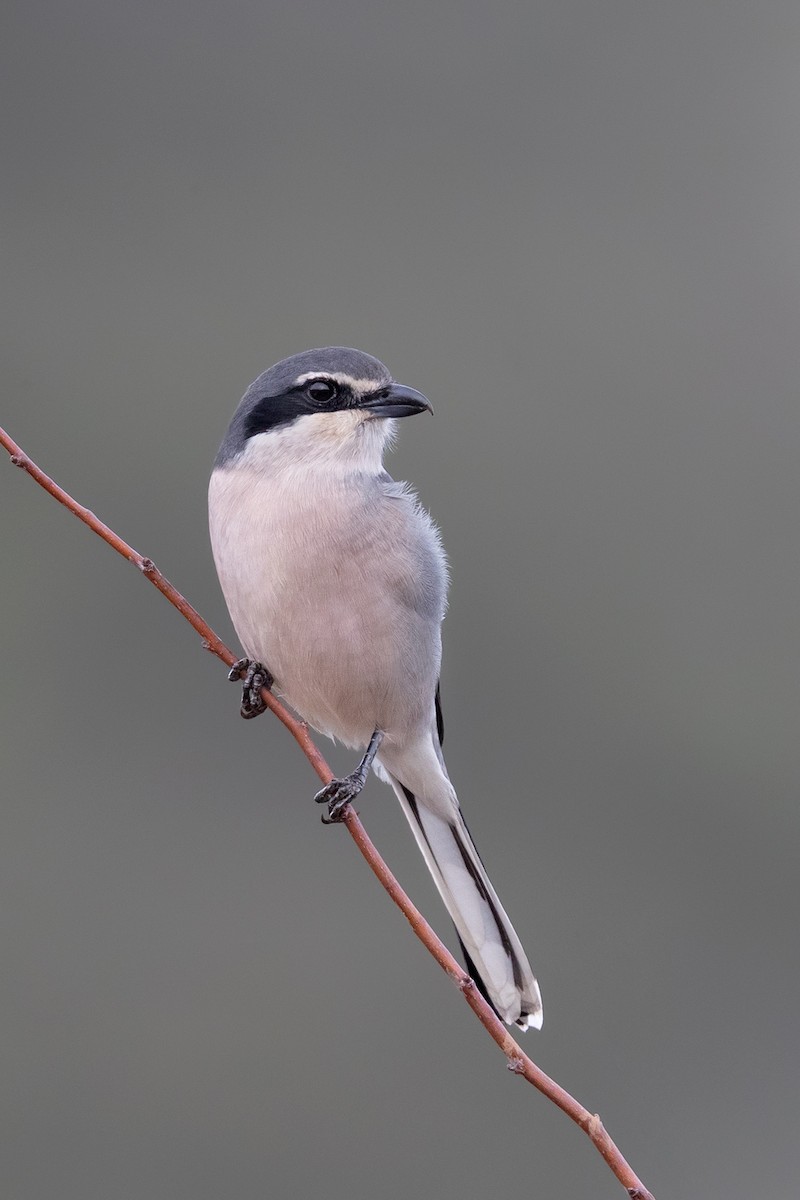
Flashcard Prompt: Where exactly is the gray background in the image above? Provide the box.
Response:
[2,3,799,1197]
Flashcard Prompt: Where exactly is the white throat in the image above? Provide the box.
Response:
[236,410,394,478]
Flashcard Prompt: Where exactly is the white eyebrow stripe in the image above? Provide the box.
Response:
[294,371,387,395]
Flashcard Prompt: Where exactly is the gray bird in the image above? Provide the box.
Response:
[208,347,542,1029]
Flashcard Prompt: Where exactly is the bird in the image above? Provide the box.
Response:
[208,347,543,1030]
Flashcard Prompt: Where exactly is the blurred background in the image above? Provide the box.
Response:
[2,3,799,1197]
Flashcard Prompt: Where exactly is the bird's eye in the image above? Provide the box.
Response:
[307,380,337,405]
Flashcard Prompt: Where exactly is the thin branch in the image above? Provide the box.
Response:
[1,423,655,1200]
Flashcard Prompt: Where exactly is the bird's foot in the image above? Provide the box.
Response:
[315,772,366,824]
[228,658,273,719]
[314,730,383,824]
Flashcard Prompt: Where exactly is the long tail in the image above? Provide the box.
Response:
[382,763,543,1030]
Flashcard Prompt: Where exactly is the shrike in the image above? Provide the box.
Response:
[208,347,542,1029]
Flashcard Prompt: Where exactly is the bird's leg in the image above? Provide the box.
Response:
[227,658,274,719]
[316,729,384,824]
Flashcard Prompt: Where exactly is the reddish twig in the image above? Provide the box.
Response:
[1,423,655,1200]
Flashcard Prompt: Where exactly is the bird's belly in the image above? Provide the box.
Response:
[261,581,403,745]
[211,497,438,747]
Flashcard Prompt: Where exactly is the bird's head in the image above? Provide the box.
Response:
[215,347,432,473]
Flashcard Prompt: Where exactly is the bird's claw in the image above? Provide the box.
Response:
[315,773,364,824]
[228,658,273,719]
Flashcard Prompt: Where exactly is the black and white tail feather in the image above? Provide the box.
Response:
[379,697,542,1031]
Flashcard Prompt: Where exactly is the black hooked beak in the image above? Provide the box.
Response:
[360,382,433,419]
